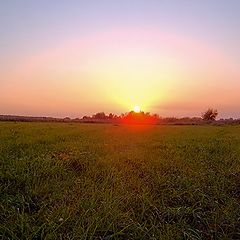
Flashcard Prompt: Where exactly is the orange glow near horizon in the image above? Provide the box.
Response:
[1,28,240,118]
[121,110,158,125]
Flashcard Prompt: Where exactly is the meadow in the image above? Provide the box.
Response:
[1,122,240,239]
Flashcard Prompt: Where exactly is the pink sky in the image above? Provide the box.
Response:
[1,1,240,118]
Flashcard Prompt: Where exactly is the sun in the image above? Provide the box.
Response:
[133,106,141,113]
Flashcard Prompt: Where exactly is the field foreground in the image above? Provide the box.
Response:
[1,122,240,239]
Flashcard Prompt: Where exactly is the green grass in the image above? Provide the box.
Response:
[1,122,240,239]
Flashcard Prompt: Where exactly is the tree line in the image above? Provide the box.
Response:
[1,109,240,124]
[82,108,219,123]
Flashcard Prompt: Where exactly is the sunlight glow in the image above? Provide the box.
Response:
[133,106,141,113]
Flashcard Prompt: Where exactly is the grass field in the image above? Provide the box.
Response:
[1,122,240,239]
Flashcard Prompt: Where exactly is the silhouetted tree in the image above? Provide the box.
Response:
[202,108,218,121]
[108,113,114,119]
[120,111,159,124]
[152,113,160,119]
[93,112,106,119]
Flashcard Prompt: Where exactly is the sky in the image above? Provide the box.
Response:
[0,0,240,118]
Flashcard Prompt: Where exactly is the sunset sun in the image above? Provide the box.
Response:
[133,106,141,113]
